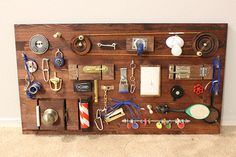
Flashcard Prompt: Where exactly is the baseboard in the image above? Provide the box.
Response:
[221,120,236,126]
[0,118,21,127]
[0,118,235,127]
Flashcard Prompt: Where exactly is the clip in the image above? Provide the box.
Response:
[49,72,62,92]
[42,58,50,82]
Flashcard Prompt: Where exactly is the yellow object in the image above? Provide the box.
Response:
[156,122,163,129]
[83,65,108,73]
[49,72,62,92]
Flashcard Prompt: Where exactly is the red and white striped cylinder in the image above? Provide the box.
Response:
[79,101,90,129]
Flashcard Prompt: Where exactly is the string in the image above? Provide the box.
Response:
[105,99,141,120]
[22,53,34,99]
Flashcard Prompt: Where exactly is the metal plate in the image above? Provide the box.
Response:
[29,34,49,54]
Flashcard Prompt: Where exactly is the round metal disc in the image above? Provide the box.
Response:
[25,60,38,73]
[29,34,49,54]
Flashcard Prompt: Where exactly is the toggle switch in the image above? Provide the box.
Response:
[166,35,184,56]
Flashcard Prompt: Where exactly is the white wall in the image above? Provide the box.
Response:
[0,0,235,126]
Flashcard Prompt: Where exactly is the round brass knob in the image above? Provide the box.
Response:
[42,109,58,126]
[53,32,62,38]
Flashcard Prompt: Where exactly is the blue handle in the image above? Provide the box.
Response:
[136,42,144,56]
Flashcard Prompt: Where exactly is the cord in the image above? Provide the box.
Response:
[105,99,141,120]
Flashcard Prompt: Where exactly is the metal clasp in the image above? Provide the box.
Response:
[83,65,108,73]
[94,109,104,131]
[97,43,117,50]
[42,58,50,82]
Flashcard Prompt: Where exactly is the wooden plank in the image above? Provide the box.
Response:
[66,99,79,131]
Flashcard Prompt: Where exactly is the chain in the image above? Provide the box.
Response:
[103,89,108,111]
[130,60,136,93]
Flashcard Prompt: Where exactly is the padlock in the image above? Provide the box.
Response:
[54,49,65,67]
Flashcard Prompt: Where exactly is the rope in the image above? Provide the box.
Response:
[104,99,141,120]
[22,53,34,99]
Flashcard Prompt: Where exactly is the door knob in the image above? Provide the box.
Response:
[42,109,59,126]
[166,35,184,56]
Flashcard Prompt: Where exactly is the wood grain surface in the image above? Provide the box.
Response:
[15,24,227,134]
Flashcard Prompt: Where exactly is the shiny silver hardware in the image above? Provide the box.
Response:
[129,60,136,93]
[132,38,147,50]
[119,68,129,93]
[169,65,191,79]
[42,58,50,82]
[29,34,49,54]
[169,65,210,80]
[42,109,59,126]
[200,67,208,77]
[94,109,103,131]
[25,60,38,73]
[97,43,117,50]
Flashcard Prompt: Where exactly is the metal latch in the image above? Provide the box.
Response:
[83,65,108,73]
[169,65,191,79]
[169,64,213,80]
[200,66,208,78]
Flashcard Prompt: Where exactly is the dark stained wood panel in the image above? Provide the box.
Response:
[15,23,227,134]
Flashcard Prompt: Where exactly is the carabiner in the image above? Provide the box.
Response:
[42,58,50,82]
[94,109,104,131]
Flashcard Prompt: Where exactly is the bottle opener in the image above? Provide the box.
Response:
[119,68,129,93]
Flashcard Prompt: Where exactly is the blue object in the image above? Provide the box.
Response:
[119,89,129,93]
[54,56,65,67]
[211,57,221,95]
[29,82,42,95]
[136,42,144,56]
[132,122,139,129]
[104,99,141,120]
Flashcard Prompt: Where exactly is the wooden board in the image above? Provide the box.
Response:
[15,24,227,134]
